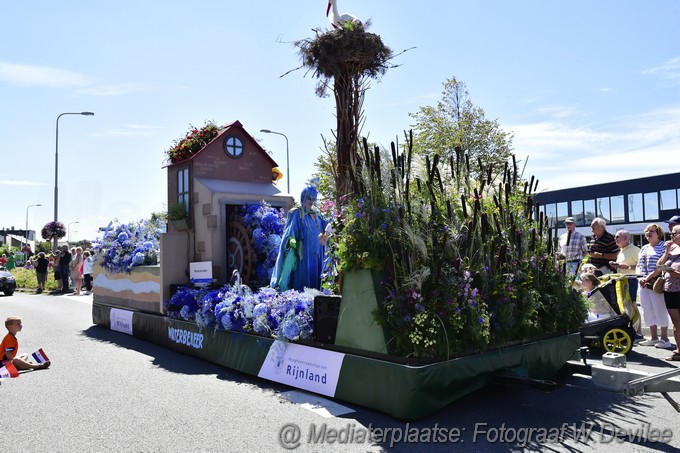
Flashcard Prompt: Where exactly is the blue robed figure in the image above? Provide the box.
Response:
[270,182,328,291]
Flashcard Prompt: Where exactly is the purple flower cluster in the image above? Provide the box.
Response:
[166,286,200,321]
[164,284,318,341]
[41,221,66,240]
[92,218,162,274]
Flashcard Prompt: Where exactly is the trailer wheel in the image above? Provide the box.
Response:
[601,328,633,354]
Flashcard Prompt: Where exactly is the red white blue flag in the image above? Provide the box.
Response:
[31,348,50,364]
[0,361,19,379]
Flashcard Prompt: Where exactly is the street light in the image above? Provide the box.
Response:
[25,203,42,252]
[54,112,94,250]
[68,221,80,246]
[260,129,290,194]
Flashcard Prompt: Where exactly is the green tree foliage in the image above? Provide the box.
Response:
[313,137,338,201]
[409,77,514,181]
[0,244,16,257]
[35,241,52,254]
[313,137,390,202]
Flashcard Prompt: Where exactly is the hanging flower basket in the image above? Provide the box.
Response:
[41,221,66,241]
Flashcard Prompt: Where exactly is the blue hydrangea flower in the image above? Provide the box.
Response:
[281,319,301,340]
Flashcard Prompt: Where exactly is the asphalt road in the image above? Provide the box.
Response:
[1,291,680,453]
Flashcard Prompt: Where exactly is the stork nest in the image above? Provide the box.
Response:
[297,26,392,84]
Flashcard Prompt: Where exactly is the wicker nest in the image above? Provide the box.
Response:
[298,26,392,81]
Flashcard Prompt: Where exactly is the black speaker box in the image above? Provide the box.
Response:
[314,295,341,344]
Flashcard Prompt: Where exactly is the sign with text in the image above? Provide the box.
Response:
[258,341,345,397]
[189,261,212,285]
[110,308,134,335]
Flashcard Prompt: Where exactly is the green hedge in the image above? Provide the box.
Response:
[10,267,59,292]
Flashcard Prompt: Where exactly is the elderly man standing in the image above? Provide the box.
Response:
[557,217,588,277]
[588,217,620,274]
[609,229,641,299]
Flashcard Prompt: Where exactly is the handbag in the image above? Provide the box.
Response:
[653,276,665,294]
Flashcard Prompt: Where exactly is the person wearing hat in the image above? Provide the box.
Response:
[557,217,588,277]
[664,215,680,232]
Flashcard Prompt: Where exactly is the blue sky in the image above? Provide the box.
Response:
[2,1,679,243]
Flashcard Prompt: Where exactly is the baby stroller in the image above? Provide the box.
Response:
[579,274,641,355]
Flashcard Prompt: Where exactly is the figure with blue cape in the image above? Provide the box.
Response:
[271,180,329,291]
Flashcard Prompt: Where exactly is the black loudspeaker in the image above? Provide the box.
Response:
[169,284,184,297]
[314,295,341,344]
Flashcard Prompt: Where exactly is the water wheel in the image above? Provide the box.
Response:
[227,221,254,283]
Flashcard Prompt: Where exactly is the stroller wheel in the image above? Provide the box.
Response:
[601,328,633,354]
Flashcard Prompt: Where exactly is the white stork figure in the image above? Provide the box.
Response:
[326,0,361,29]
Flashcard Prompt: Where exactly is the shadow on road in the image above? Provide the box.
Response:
[80,325,289,392]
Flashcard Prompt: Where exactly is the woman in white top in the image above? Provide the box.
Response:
[82,250,95,295]
[637,224,672,348]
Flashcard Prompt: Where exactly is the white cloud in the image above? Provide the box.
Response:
[0,62,144,97]
[510,122,613,155]
[642,57,680,82]
[0,179,47,186]
[92,124,158,138]
[535,105,581,119]
[0,62,90,87]
[77,83,148,96]
[509,106,680,190]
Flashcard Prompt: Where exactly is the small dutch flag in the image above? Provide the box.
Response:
[31,348,50,364]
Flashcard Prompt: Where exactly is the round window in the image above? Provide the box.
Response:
[224,135,244,158]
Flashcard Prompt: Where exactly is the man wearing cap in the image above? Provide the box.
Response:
[557,217,588,277]
[665,215,680,232]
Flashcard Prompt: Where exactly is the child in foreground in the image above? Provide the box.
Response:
[0,317,50,370]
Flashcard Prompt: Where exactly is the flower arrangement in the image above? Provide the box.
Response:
[335,196,401,272]
[240,201,286,286]
[41,221,66,241]
[92,217,163,273]
[165,284,318,342]
[165,121,221,164]
[325,138,587,359]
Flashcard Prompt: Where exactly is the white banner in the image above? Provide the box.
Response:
[110,308,134,335]
[258,341,345,397]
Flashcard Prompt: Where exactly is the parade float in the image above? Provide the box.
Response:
[91,121,585,419]
[92,10,587,419]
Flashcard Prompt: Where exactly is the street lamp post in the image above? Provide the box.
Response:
[25,203,42,252]
[55,112,94,250]
[68,221,80,246]
[260,129,290,194]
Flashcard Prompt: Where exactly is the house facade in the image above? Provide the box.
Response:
[161,121,294,302]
